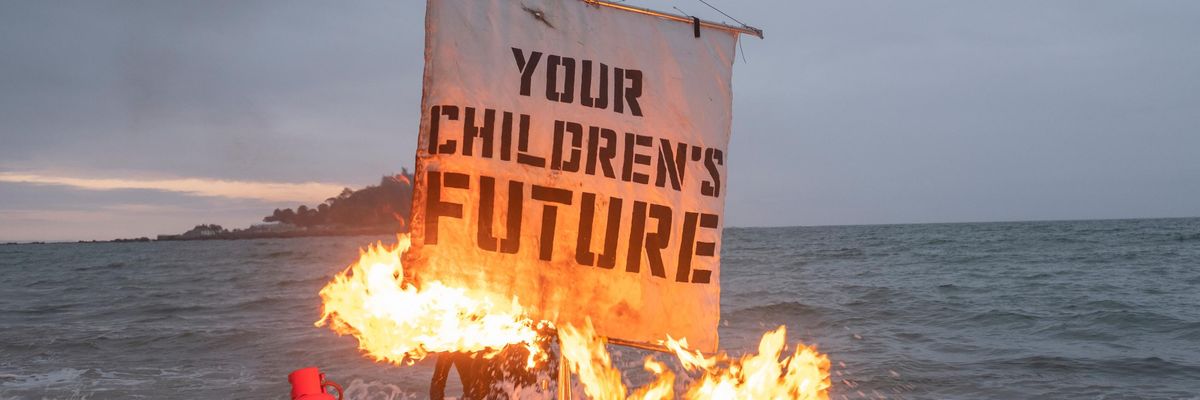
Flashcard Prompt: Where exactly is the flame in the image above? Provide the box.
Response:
[562,321,830,400]
[315,235,547,366]
[665,328,831,399]
[316,235,830,398]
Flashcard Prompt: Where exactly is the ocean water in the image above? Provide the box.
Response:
[2,218,1199,399]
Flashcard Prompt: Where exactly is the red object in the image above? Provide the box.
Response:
[288,367,343,400]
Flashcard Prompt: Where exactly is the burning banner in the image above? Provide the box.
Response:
[409,0,735,352]
[315,0,831,398]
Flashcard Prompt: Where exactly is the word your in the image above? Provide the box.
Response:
[512,48,644,117]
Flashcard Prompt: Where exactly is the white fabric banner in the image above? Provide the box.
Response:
[409,0,736,352]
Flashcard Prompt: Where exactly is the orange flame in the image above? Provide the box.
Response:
[316,235,830,398]
[665,328,831,399]
[315,235,547,366]
[561,321,830,400]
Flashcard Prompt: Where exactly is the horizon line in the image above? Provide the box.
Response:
[5,215,1197,244]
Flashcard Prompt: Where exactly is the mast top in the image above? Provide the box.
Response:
[583,0,764,39]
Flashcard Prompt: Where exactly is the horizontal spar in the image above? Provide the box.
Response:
[582,0,764,39]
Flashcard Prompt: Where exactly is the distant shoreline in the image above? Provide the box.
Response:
[3,227,402,245]
[156,226,402,242]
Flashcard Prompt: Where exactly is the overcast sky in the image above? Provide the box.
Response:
[2,0,1198,241]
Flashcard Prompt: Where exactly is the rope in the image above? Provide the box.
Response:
[694,0,752,30]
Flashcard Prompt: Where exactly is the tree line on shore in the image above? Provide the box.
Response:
[158,171,414,241]
[264,171,414,230]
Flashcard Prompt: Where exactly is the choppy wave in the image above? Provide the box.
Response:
[2,219,1200,398]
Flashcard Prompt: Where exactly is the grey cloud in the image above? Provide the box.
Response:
[1,0,424,183]
[1,0,1198,239]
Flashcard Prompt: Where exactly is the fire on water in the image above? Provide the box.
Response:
[316,236,831,399]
